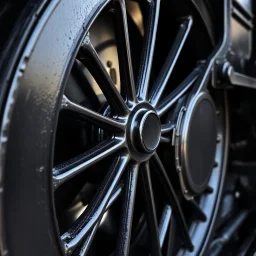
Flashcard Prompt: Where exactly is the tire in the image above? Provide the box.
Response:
[0,1,229,256]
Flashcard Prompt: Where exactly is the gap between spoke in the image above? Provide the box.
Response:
[53,138,125,189]
[137,0,160,101]
[61,155,129,255]
[149,17,193,106]
[151,153,194,251]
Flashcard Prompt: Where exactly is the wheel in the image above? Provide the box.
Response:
[0,0,229,255]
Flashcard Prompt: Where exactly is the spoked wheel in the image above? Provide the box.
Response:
[0,0,228,256]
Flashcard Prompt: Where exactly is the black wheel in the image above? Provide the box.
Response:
[0,0,229,256]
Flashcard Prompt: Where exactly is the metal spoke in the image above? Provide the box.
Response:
[161,123,175,135]
[113,0,136,103]
[151,153,194,251]
[53,139,125,188]
[159,205,172,248]
[160,136,171,144]
[72,60,100,110]
[157,66,201,116]
[116,163,139,256]
[61,95,125,132]
[61,155,129,255]
[137,0,160,101]
[76,185,123,256]
[141,161,162,256]
[79,35,129,115]
[157,65,201,116]
[150,17,193,106]
[107,184,123,209]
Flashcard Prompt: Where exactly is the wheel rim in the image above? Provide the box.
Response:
[0,0,228,256]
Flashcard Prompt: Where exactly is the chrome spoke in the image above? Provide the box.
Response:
[161,123,175,135]
[151,153,194,251]
[76,185,123,256]
[116,163,139,256]
[137,0,160,101]
[150,17,193,106]
[160,136,171,144]
[141,161,162,256]
[53,139,124,188]
[159,205,172,248]
[113,0,136,103]
[61,95,125,132]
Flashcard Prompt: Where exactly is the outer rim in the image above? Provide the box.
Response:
[0,0,109,255]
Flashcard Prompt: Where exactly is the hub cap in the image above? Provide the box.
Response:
[139,111,161,153]
[176,93,218,196]
[129,108,161,156]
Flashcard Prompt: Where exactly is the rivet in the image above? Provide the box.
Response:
[213,161,218,168]
[107,60,113,67]
[235,191,240,198]
[216,135,221,143]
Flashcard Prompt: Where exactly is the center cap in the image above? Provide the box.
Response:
[138,111,161,153]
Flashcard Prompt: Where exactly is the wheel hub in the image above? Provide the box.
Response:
[132,110,161,153]
[126,105,161,161]
[176,92,217,196]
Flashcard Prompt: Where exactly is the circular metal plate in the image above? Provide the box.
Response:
[181,92,217,194]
